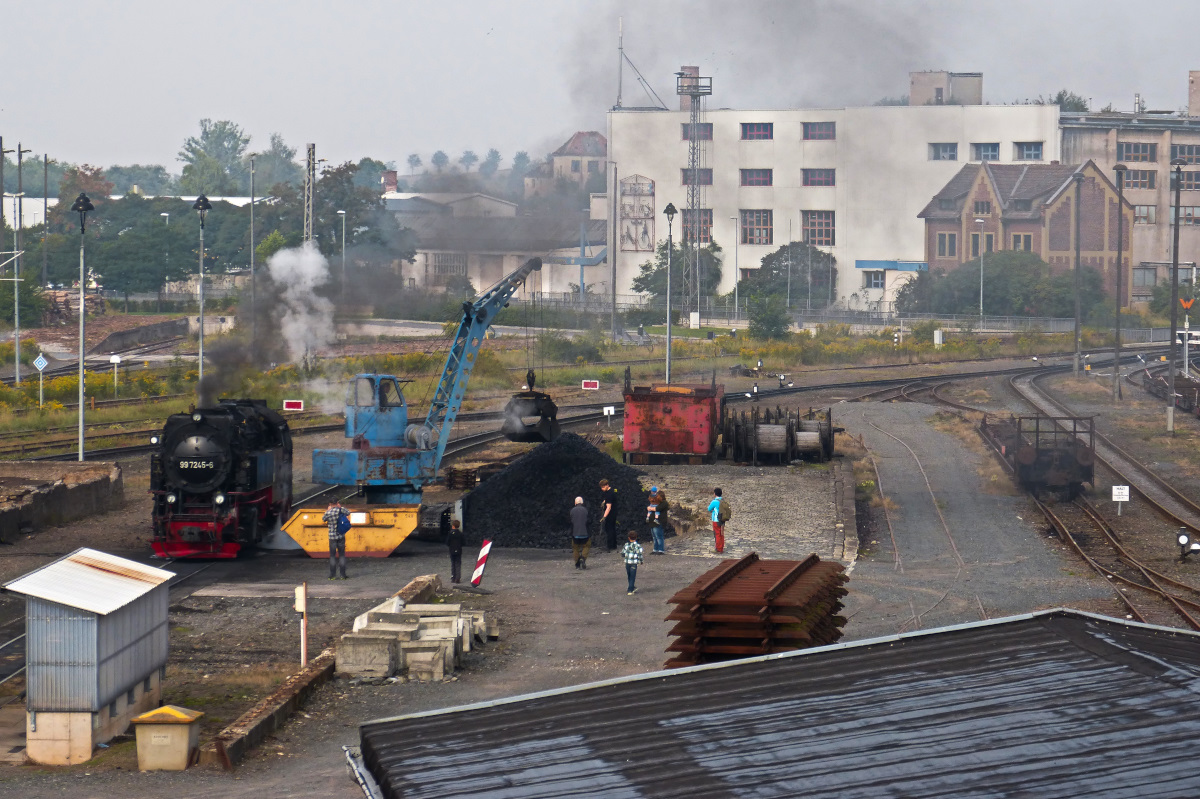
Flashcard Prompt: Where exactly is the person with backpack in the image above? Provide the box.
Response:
[646,486,668,554]
[323,499,350,579]
[706,488,730,554]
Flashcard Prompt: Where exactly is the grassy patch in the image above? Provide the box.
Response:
[926,411,1021,496]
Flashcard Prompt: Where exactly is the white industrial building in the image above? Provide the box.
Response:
[606,70,1062,312]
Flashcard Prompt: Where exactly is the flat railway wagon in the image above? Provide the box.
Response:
[980,413,1094,497]
[150,399,293,558]
[1141,368,1200,415]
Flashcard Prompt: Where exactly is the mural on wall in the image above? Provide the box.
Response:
[620,175,655,252]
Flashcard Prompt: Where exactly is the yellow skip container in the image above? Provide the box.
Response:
[281,505,421,558]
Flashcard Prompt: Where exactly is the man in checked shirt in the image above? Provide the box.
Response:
[323,500,349,579]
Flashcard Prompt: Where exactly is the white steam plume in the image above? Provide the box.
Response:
[266,243,336,364]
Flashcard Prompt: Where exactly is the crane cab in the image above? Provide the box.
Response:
[344,374,410,447]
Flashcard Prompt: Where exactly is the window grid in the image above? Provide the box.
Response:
[802,168,836,187]
[681,123,714,141]
[1117,142,1157,162]
[970,233,994,258]
[1179,172,1200,191]
[681,168,713,186]
[681,209,714,244]
[571,160,581,173]
[1171,206,1200,225]
[1014,141,1044,161]
[740,169,774,187]
[802,210,835,246]
[937,232,957,257]
[803,122,836,140]
[930,143,958,161]
[974,200,992,215]
[433,253,467,275]
[1172,144,1200,164]
[740,122,774,140]
[972,143,1000,161]
[864,271,885,289]
[740,209,774,245]
[1012,234,1032,251]
[1123,170,1157,190]
[1132,267,1158,288]
[1134,205,1157,224]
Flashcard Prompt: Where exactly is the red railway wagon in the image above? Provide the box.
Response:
[622,382,724,464]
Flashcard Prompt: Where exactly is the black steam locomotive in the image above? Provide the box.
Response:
[150,399,293,558]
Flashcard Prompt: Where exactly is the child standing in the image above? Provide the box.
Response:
[621,530,644,595]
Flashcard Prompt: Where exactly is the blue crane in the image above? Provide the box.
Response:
[311,257,549,505]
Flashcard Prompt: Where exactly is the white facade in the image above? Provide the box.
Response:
[607,102,1061,310]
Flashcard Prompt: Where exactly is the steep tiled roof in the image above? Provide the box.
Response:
[552,131,608,158]
[919,162,1085,221]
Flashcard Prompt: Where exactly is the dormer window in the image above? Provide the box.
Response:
[937,198,956,210]
[1013,199,1032,211]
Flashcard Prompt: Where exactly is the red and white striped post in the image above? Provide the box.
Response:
[471,540,493,587]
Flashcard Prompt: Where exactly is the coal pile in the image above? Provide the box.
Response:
[461,433,655,548]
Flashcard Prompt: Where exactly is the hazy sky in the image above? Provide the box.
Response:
[1,0,1197,173]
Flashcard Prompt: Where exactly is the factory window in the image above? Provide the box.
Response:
[1014,141,1044,161]
[974,200,992,215]
[803,122,836,140]
[1134,205,1157,224]
[127,688,137,706]
[681,123,713,141]
[970,232,994,258]
[972,142,1000,161]
[433,252,468,276]
[740,122,773,140]
[1121,170,1156,190]
[1177,172,1200,191]
[802,168,836,186]
[802,210,835,246]
[739,209,774,245]
[1132,266,1158,288]
[1171,144,1200,164]
[1117,142,1157,162]
[1170,206,1200,225]
[740,169,773,187]
[680,168,713,185]
[937,232,957,257]
[571,160,581,173]
[929,143,958,161]
[1012,234,1033,251]
[937,198,956,211]
[863,271,885,289]
[586,160,600,173]
[681,209,713,244]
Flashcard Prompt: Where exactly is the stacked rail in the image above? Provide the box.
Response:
[664,553,848,669]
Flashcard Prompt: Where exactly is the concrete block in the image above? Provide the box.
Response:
[359,622,418,641]
[404,603,461,616]
[368,611,421,626]
[337,633,399,677]
[393,574,441,604]
[352,597,405,632]
[400,642,448,681]
[417,616,458,637]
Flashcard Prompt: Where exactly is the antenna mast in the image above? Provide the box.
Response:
[615,18,624,109]
[677,69,711,321]
[303,143,316,243]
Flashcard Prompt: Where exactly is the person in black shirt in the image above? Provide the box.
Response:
[447,519,465,584]
[600,478,618,551]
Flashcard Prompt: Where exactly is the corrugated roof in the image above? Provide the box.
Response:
[3,548,174,615]
[358,609,1200,798]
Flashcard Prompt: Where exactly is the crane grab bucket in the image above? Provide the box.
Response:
[501,392,561,443]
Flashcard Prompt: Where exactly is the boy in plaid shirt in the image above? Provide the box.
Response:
[323,500,349,579]
[621,531,644,595]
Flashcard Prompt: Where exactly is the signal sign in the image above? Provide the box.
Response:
[1182,298,1195,310]
[581,380,600,390]
[33,354,48,372]
[283,399,304,411]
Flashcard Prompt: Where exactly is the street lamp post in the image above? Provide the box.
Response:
[664,203,676,383]
[1073,173,1083,376]
[1113,163,1127,402]
[337,209,347,299]
[109,354,121,399]
[14,143,30,386]
[193,194,212,386]
[249,155,256,351]
[1169,158,1187,434]
[160,212,169,313]
[975,217,985,323]
[71,193,94,461]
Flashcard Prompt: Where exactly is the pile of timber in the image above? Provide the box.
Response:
[42,290,105,325]
[664,552,848,669]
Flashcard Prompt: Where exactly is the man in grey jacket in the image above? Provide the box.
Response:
[570,496,591,570]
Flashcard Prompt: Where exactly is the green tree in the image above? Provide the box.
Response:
[407,153,422,175]
[1050,89,1089,112]
[256,229,288,263]
[740,241,837,310]
[49,165,114,231]
[1150,280,1199,315]
[631,238,723,302]
[353,158,391,191]
[253,133,303,189]
[747,292,791,339]
[479,148,502,178]
[2,154,71,195]
[507,151,531,197]
[107,164,178,195]
[459,150,479,172]
[430,151,449,172]
[178,119,250,193]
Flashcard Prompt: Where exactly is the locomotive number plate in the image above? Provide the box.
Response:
[178,461,216,469]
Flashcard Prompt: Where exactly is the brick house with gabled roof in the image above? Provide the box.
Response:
[919,160,1134,306]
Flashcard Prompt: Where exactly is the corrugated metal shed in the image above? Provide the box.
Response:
[4,549,173,712]
[357,610,1200,798]
[3,547,173,615]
